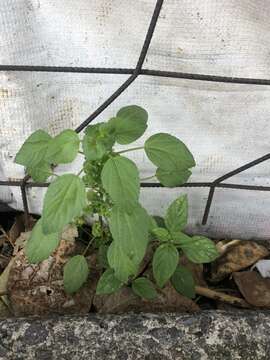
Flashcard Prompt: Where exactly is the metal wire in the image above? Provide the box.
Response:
[1,0,270,226]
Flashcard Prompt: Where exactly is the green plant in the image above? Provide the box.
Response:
[15,105,218,299]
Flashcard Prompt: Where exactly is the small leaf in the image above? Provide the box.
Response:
[171,266,196,299]
[144,133,195,171]
[97,244,109,269]
[96,268,123,295]
[25,219,60,264]
[109,105,148,144]
[153,243,179,288]
[156,168,191,187]
[101,156,140,212]
[107,241,138,282]
[42,174,86,234]
[151,227,171,242]
[153,216,166,228]
[109,204,149,265]
[27,162,52,182]
[63,255,89,294]
[132,277,157,300]
[165,194,188,232]
[46,129,80,164]
[15,130,52,168]
[179,236,219,264]
[83,123,115,160]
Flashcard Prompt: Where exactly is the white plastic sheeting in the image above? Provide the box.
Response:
[1,0,270,239]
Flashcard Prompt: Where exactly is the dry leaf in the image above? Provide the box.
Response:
[233,271,270,308]
[210,241,269,283]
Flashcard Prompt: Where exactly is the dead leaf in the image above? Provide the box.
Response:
[233,271,270,308]
[253,259,270,278]
[7,226,97,316]
[210,241,269,283]
[94,282,200,314]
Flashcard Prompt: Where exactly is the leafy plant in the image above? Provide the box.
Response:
[15,105,218,300]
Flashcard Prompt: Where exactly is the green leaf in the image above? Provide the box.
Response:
[153,243,179,288]
[165,195,188,233]
[63,255,89,294]
[109,105,148,144]
[82,123,115,160]
[101,156,140,212]
[15,130,52,168]
[144,133,195,172]
[27,162,52,182]
[178,235,219,264]
[171,265,196,299]
[97,244,109,269]
[96,268,123,295]
[151,227,171,242]
[171,231,191,246]
[46,129,80,164]
[153,216,166,228]
[132,277,157,300]
[109,204,149,265]
[107,241,138,282]
[25,219,60,264]
[42,174,86,234]
[156,168,191,187]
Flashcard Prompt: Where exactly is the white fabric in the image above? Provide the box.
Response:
[1,0,270,239]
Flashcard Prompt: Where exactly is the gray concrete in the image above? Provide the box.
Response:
[0,310,269,359]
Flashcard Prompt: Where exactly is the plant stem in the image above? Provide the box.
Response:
[83,236,96,256]
[77,169,84,176]
[140,175,156,181]
[78,151,84,155]
[116,146,144,154]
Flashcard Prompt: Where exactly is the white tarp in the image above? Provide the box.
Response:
[1,0,270,239]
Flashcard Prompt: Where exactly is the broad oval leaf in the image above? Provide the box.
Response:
[171,265,196,299]
[27,161,52,182]
[132,277,157,300]
[46,129,80,164]
[15,130,52,168]
[25,219,60,264]
[109,105,148,144]
[42,174,86,234]
[151,227,171,242]
[96,268,123,295]
[179,236,219,264]
[63,255,89,294]
[153,243,179,288]
[156,168,191,187]
[109,204,149,265]
[144,133,195,171]
[165,194,188,232]
[107,241,138,282]
[101,156,140,212]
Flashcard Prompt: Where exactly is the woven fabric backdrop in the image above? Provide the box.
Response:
[1,0,270,239]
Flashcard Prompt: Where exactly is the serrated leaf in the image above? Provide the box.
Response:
[109,204,149,265]
[107,241,138,282]
[25,219,60,264]
[42,174,86,234]
[144,133,195,172]
[82,123,115,160]
[101,156,140,212]
[165,194,188,232]
[15,130,52,168]
[153,243,179,288]
[156,168,191,187]
[132,277,157,300]
[96,268,123,295]
[178,236,219,264]
[151,227,171,242]
[109,105,148,144]
[63,255,89,294]
[46,129,80,164]
[171,265,196,299]
[27,161,52,182]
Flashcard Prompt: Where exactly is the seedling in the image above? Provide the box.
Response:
[15,105,218,299]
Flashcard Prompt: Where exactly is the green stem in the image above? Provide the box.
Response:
[140,175,156,181]
[82,237,96,256]
[116,146,144,154]
[77,169,84,176]
[78,151,84,155]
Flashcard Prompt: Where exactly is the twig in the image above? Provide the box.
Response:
[195,285,251,309]
[216,239,241,255]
